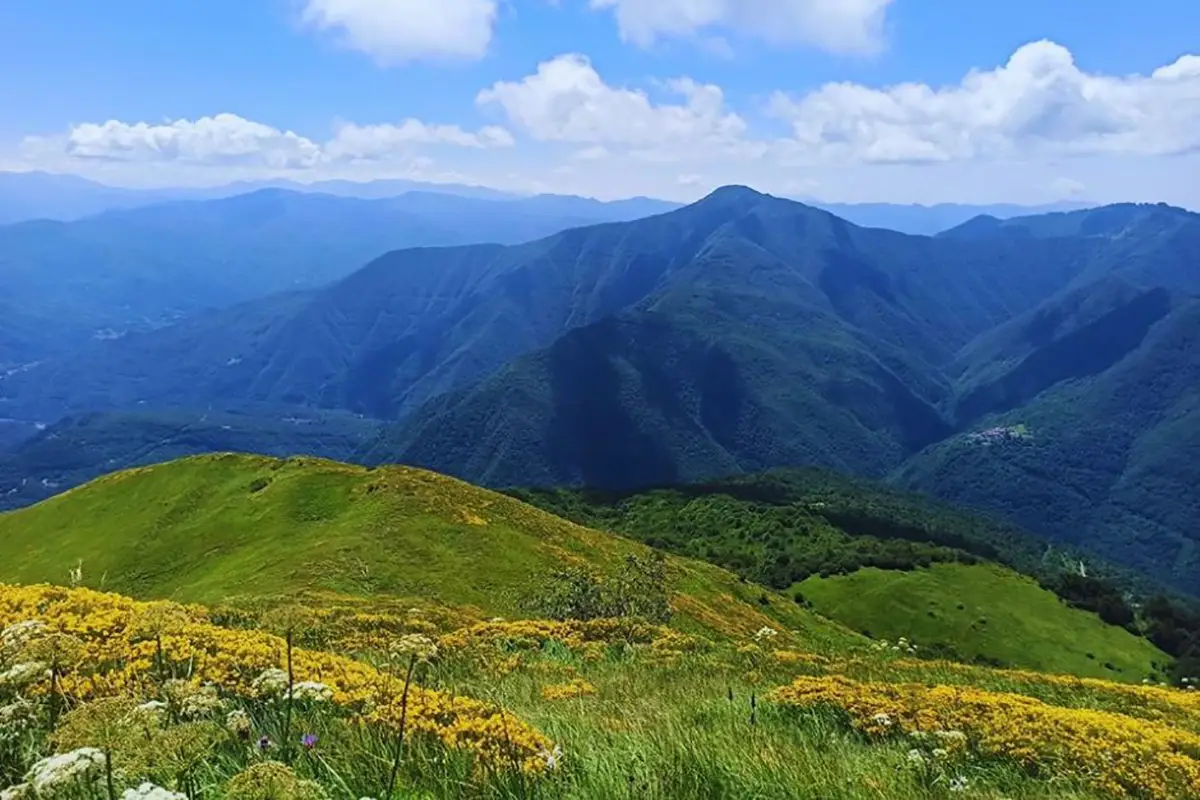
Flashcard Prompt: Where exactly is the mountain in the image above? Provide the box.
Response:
[0,185,1084,429]
[2,187,1198,593]
[0,171,164,224]
[895,293,1200,589]
[0,186,678,362]
[811,200,1090,235]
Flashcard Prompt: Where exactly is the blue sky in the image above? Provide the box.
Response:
[1,0,1198,205]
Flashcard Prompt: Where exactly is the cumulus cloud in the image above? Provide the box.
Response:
[769,40,1200,163]
[55,114,323,168]
[22,113,513,168]
[476,54,746,147]
[326,120,514,160]
[301,0,497,63]
[590,0,893,55]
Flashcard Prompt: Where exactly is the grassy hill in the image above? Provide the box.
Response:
[0,407,380,511]
[797,563,1166,680]
[0,453,855,649]
[510,471,1172,679]
[0,457,1195,798]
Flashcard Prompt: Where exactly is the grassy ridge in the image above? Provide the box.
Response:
[0,453,857,651]
[798,564,1166,680]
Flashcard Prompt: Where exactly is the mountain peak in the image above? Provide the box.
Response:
[700,185,768,204]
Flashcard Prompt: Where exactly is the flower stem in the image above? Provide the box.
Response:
[384,654,417,800]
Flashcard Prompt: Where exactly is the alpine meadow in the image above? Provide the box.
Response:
[2,2,1200,799]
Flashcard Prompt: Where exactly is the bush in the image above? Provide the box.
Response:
[528,552,672,623]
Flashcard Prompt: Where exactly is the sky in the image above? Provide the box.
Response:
[1,0,1198,205]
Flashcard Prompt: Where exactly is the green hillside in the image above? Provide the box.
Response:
[797,563,1166,680]
[510,472,1173,679]
[897,298,1200,592]
[0,453,855,649]
[0,408,380,511]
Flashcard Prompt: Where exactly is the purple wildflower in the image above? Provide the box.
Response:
[301,733,318,750]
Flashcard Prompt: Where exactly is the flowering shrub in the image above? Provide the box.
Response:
[768,675,1200,798]
[0,584,554,773]
[540,679,597,701]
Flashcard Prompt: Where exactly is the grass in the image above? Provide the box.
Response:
[797,563,1167,680]
[0,453,858,653]
[8,583,1181,799]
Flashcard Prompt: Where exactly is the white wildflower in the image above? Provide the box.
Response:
[0,699,35,733]
[753,627,779,642]
[932,748,949,759]
[289,681,333,703]
[251,668,289,698]
[390,634,438,663]
[164,680,223,719]
[538,744,564,770]
[26,747,107,796]
[0,661,49,688]
[949,775,969,792]
[120,782,188,800]
[68,561,83,588]
[0,783,31,800]
[906,749,926,764]
[871,712,893,727]
[133,700,167,715]
[226,709,252,737]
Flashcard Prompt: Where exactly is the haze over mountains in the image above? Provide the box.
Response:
[0,170,1090,234]
[0,179,1197,594]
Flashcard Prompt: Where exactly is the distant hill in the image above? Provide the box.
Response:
[812,200,1090,236]
[4,171,1104,234]
[0,186,679,362]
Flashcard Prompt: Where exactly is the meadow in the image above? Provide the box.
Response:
[1,583,1198,800]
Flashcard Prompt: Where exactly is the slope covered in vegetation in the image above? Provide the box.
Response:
[0,453,852,649]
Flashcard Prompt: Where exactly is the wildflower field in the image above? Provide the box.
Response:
[1,583,1198,799]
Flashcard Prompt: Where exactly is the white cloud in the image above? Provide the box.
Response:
[769,40,1200,164]
[301,0,497,63]
[9,42,1200,210]
[476,54,746,147]
[326,120,514,160]
[22,113,513,168]
[51,114,323,168]
[590,0,893,55]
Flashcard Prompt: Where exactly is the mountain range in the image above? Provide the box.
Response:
[0,184,1197,593]
[1,169,1091,234]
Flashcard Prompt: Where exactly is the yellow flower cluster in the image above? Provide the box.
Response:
[540,679,597,701]
[768,675,1200,799]
[771,650,830,667]
[0,584,554,773]
[887,658,1200,730]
